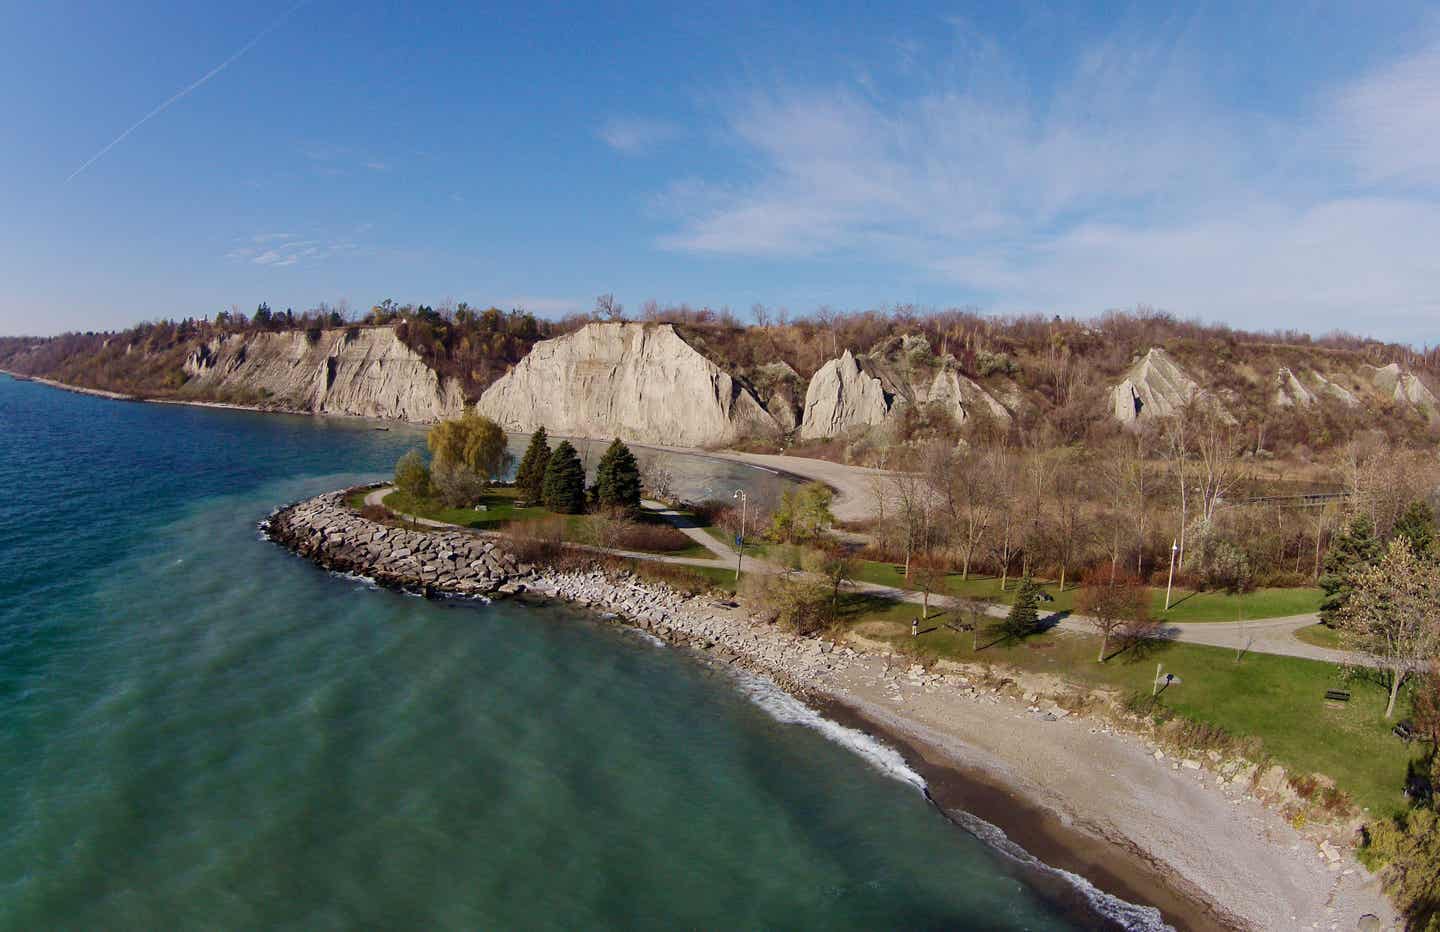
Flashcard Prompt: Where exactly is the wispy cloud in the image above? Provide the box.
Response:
[364,160,389,171]
[598,117,681,155]
[650,28,1440,338]
[226,233,360,268]
[65,0,310,183]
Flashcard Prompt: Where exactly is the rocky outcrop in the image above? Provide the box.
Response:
[1273,368,1316,407]
[1274,368,1359,408]
[925,367,1012,425]
[476,322,778,446]
[1369,363,1438,416]
[1111,347,1226,424]
[799,350,890,440]
[798,342,1012,440]
[182,327,466,421]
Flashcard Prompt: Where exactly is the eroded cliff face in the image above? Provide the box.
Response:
[798,340,1012,440]
[1109,347,1235,424]
[475,322,778,446]
[181,327,466,421]
[1369,363,1439,417]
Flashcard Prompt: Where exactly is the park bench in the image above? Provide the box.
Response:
[1323,689,1351,703]
[1393,720,1416,742]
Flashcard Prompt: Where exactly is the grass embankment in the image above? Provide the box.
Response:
[381,488,713,558]
[1294,624,1346,650]
[841,595,1421,816]
[853,562,1322,623]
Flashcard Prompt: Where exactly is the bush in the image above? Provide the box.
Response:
[615,522,693,553]
[430,458,489,508]
[1363,808,1440,930]
[741,572,831,635]
[394,450,431,500]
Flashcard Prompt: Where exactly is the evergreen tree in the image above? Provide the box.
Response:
[594,438,641,514]
[999,576,1042,641]
[1318,513,1382,624]
[541,440,586,514]
[1393,500,1436,561]
[514,427,552,502]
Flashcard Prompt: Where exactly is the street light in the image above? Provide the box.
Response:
[1164,538,1178,611]
[732,489,748,580]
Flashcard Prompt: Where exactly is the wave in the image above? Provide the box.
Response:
[950,810,1170,931]
[734,673,928,792]
[735,672,1168,932]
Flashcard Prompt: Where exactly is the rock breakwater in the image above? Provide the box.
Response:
[263,488,854,691]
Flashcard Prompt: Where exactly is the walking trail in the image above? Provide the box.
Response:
[365,486,1357,666]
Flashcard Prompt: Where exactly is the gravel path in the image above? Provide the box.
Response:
[366,485,1362,666]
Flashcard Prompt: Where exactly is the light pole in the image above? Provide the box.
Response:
[732,489,748,581]
[1164,538,1178,611]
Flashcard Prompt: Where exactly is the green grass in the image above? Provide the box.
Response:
[1294,623,1346,650]
[381,489,713,557]
[623,559,741,595]
[385,487,563,530]
[853,561,1321,623]
[839,594,1421,816]
[702,525,769,558]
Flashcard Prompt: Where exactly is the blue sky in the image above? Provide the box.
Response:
[2,1,1438,341]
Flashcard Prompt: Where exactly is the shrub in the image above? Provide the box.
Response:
[614,522,692,553]
[1363,808,1440,930]
[741,572,831,635]
[430,458,489,508]
[394,449,431,500]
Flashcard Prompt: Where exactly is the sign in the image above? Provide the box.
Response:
[735,535,744,547]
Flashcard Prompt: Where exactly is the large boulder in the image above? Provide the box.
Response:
[476,322,778,447]
[799,350,890,440]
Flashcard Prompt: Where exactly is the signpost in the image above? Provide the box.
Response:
[732,489,748,581]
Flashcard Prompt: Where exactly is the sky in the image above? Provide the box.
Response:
[1,1,1438,342]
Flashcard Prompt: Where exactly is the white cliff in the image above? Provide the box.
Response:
[1111,347,1222,423]
[181,327,466,421]
[1273,368,1316,407]
[925,367,1012,425]
[799,350,890,440]
[475,322,778,446]
[1369,363,1438,415]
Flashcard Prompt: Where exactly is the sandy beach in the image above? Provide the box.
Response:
[808,650,1396,931]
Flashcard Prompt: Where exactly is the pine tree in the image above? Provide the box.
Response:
[1318,513,1382,624]
[594,438,641,514]
[514,427,551,503]
[1001,575,1042,640]
[1393,500,1436,561]
[541,440,586,514]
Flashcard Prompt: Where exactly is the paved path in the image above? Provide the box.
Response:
[362,485,1359,665]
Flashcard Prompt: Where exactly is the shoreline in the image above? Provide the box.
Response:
[263,488,1397,931]
[811,694,1234,932]
[0,371,882,515]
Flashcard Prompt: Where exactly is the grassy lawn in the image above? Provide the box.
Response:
[840,595,1421,816]
[702,525,769,558]
[626,560,741,595]
[1294,623,1346,650]
[854,561,1321,623]
[380,489,712,558]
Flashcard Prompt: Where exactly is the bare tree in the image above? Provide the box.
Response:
[1337,539,1440,718]
[911,555,949,621]
[1075,567,1151,662]
[1193,410,1246,525]
[595,293,624,321]
[946,444,1001,580]
[890,472,935,580]
[1049,447,1091,591]
[1162,409,1192,569]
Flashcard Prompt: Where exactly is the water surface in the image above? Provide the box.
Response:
[0,376,1097,929]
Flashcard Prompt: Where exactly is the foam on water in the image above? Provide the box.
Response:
[735,673,928,792]
[735,670,1169,932]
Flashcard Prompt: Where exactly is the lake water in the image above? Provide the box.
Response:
[0,375,1136,929]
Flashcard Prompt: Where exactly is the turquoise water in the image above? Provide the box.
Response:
[0,376,1111,929]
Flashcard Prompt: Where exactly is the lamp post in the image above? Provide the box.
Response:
[1164,538,1178,611]
[732,489,748,581]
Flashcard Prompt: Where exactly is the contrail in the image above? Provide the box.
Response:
[65,0,310,183]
